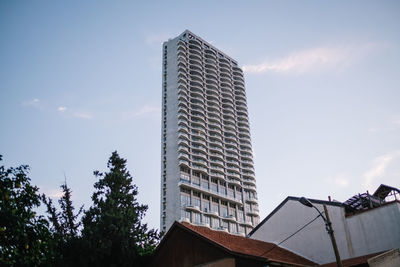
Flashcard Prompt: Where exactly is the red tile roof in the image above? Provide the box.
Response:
[180,222,316,266]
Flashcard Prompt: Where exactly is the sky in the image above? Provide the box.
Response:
[1,1,399,231]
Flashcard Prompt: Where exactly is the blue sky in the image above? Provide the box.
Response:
[1,1,399,230]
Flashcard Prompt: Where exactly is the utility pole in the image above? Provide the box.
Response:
[323,204,343,267]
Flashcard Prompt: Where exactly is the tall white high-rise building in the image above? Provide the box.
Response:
[161,30,259,235]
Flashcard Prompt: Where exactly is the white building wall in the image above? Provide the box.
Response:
[160,37,182,232]
[250,198,400,264]
[346,202,400,256]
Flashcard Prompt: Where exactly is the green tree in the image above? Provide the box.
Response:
[41,180,84,266]
[0,155,55,266]
[81,151,159,266]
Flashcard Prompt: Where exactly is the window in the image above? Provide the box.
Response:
[201,177,209,190]
[221,202,228,217]
[220,182,227,195]
[238,225,244,234]
[221,220,228,229]
[235,188,242,200]
[211,178,218,192]
[230,222,238,233]
[202,198,210,212]
[246,215,252,225]
[245,203,250,212]
[211,217,220,229]
[180,192,190,207]
[193,196,201,207]
[211,198,219,214]
[180,173,190,183]
[181,209,190,221]
[203,215,210,225]
[192,176,200,186]
[193,212,201,224]
[228,204,236,218]
[237,209,244,222]
[227,187,234,198]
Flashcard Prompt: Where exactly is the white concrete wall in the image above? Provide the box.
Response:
[250,199,400,264]
[346,202,400,256]
[161,35,182,232]
[250,199,350,264]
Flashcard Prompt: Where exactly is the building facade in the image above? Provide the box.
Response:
[160,30,259,234]
[249,186,400,265]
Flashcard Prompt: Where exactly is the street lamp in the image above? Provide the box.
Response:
[299,197,343,267]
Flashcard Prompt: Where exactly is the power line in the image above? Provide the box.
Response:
[259,213,323,257]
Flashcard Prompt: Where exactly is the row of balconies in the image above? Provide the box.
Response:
[182,204,255,229]
[179,153,254,178]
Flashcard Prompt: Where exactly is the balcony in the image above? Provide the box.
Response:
[240,147,252,154]
[205,58,217,65]
[192,151,207,160]
[223,214,236,222]
[188,38,202,48]
[243,184,257,191]
[219,61,230,69]
[209,171,225,179]
[247,209,259,216]
[209,145,223,154]
[189,48,202,58]
[178,181,243,206]
[207,98,220,107]
[178,152,190,161]
[210,164,224,173]
[225,151,239,159]
[205,63,217,72]
[205,48,216,56]
[192,144,207,154]
[205,78,218,87]
[227,179,241,187]
[234,79,245,87]
[189,58,202,68]
[190,73,203,83]
[208,121,222,130]
[245,197,258,204]
[179,159,190,167]
[227,172,240,180]
[178,125,189,134]
[185,205,201,212]
[242,172,256,180]
[209,133,222,142]
[226,159,240,168]
[209,152,224,161]
[191,138,206,147]
[178,132,189,140]
[192,164,208,173]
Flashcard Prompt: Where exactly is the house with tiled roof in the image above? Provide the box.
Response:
[249,184,400,265]
[149,221,316,267]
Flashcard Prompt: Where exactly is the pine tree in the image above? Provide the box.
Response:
[41,180,83,266]
[81,151,159,266]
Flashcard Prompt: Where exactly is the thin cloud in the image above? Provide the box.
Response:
[41,188,63,199]
[73,112,93,120]
[325,173,350,188]
[121,105,161,120]
[58,106,67,112]
[368,115,400,133]
[22,98,41,108]
[146,33,173,46]
[133,105,161,117]
[243,42,383,74]
[362,151,400,191]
